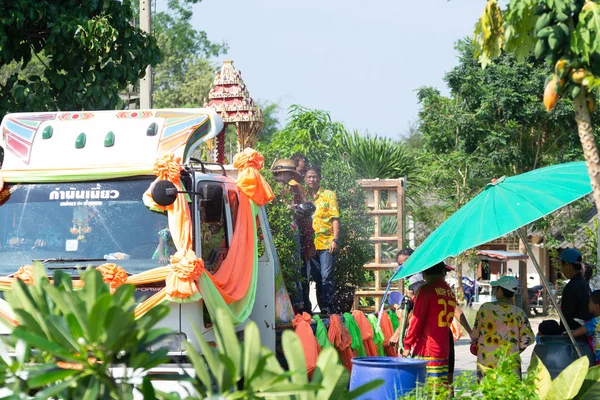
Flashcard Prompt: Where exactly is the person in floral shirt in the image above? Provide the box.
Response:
[472,276,534,379]
[305,164,340,315]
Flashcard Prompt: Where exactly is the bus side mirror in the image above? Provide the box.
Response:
[198,182,223,224]
[151,180,178,206]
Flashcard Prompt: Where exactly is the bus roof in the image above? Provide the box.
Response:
[0,109,223,170]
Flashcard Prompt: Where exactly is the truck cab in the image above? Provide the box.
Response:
[0,109,294,356]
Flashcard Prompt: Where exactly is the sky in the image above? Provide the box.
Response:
[190,0,484,139]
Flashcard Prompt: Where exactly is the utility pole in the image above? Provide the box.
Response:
[140,0,152,109]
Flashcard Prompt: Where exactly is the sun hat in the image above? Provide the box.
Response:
[407,273,426,293]
[490,275,518,293]
[561,248,582,264]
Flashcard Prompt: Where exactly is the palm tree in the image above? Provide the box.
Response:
[341,130,417,179]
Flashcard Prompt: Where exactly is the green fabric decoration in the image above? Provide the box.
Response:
[312,315,332,348]
[367,314,385,356]
[343,312,366,357]
[388,310,399,331]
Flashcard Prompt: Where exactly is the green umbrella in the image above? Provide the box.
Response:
[392,161,592,281]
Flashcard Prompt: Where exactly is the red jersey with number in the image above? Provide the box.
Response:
[403,278,456,359]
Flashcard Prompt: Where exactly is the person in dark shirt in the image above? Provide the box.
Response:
[560,248,593,332]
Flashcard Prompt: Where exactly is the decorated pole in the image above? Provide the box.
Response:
[204,61,263,164]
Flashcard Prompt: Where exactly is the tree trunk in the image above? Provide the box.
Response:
[574,92,600,212]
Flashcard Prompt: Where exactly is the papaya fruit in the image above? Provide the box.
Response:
[571,69,586,84]
[556,12,569,22]
[548,33,561,50]
[534,40,547,59]
[570,85,581,99]
[537,26,554,38]
[535,13,551,32]
[544,77,560,111]
[555,59,570,78]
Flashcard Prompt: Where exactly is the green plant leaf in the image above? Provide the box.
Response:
[33,376,78,399]
[548,356,589,400]
[574,365,600,400]
[281,330,309,400]
[217,352,237,392]
[313,347,343,399]
[81,377,100,400]
[192,323,224,391]
[28,365,79,387]
[243,321,261,387]
[141,376,157,400]
[87,292,112,343]
[529,354,551,400]
[254,383,323,397]
[182,341,211,394]
[11,327,76,360]
[345,378,384,400]
[214,308,241,378]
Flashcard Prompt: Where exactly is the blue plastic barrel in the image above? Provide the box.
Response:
[349,357,427,399]
[533,336,594,379]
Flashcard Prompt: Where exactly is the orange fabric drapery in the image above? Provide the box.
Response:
[379,311,398,357]
[204,193,255,304]
[165,250,204,301]
[292,312,321,377]
[143,153,193,253]
[352,310,379,357]
[233,148,274,206]
[13,265,34,285]
[328,314,354,372]
[134,289,167,319]
[96,263,128,293]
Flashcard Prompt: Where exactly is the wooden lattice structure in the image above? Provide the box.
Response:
[354,178,406,311]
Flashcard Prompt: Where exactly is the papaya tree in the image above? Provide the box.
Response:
[473,0,600,210]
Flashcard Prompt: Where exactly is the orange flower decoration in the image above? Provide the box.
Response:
[233,147,265,171]
[166,249,204,302]
[154,153,182,182]
[233,148,274,206]
[14,265,34,285]
[96,263,128,293]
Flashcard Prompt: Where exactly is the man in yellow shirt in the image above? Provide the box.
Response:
[305,164,340,315]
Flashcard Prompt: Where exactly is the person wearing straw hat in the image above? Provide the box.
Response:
[271,159,316,314]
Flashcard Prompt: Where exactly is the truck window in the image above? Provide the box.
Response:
[198,184,229,272]
[0,179,174,276]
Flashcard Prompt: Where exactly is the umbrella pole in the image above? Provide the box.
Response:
[517,229,583,358]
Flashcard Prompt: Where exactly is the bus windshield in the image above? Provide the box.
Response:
[0,179,176,276]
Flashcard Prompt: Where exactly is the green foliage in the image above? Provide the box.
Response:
[263,169,304,295]
[403,345,600,400]
[321,158,372,295]
[0,0,160,115]
[264,105,346,164]
[412,39,592,242]
[260,106,374,308]
[340,130,418,179]
[151,307,383,399]
[0,264,170,398]
[257,102,282,145]
[152,0,227,108]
